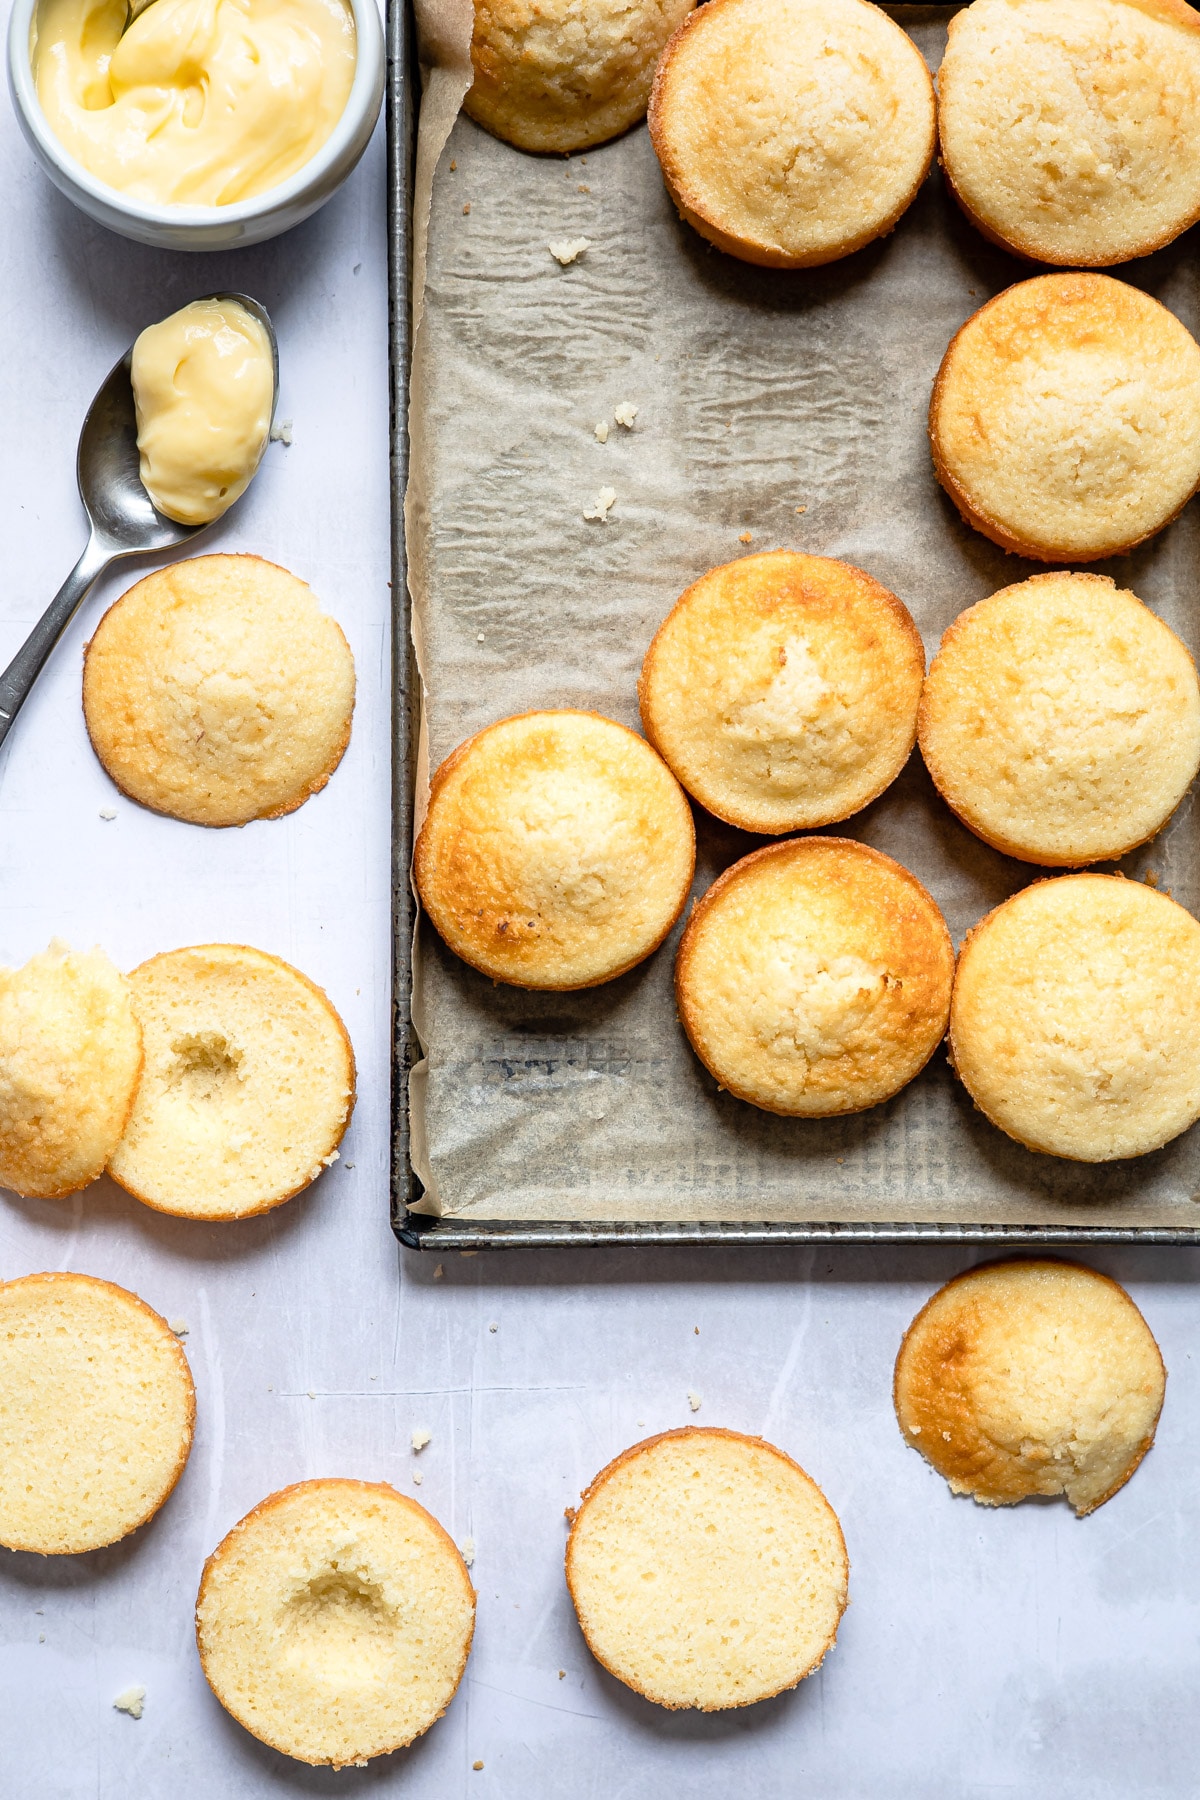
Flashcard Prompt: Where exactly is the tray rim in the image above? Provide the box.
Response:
[386,0,1200,1251]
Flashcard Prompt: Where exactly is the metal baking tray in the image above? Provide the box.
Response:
[387,0,1200,1249]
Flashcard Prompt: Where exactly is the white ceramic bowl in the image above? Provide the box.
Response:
[7,0,384,250]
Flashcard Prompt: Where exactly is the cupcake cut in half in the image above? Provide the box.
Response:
[648,0,936,267]
[640,551,925,834]
[0,1271,195,1554]
[676,837,953,1116]
[197,1479,476,1767]
[950,874,1200,1160]
[938,0,1200,268]
[895,1260,1166,1516]
[108,944,355,1219]
[466,0,695,152]
[919,572,1200,867]
[930,274,1200,562]
[566,1428,848,1710]
[414,711,695,990]
[0,939,142,1199]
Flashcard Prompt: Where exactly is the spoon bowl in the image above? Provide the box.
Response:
[0,291,278,744]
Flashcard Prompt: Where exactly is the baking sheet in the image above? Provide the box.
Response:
[403,3,1200,1227]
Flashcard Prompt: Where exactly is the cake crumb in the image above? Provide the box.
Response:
[558,1669,566,1680]
[412,1426,432,1451]
[307,1390,316,1400]
[488,1322,498,1333]
[1144,869,1159,888]
[99,807,117,820]
[795,504,807,514]
[909,1424,921,1434]
[473,1761,484,1772]
[38,1634,45,1643]
[739,531,753,544]
[461,1537,476,1567]
[613,401,638,429]
[548,237,591,265]
[113,1686,145,1720]
[461,1250,478,1258]
[477,632,485,643]
[450,159,457,171]
[688,1390,702,1412]
[168,1317,189,1337]
[269,419,294,446]
[694,1326,699,1335]
[583,486,617,523]
[434,1263,444,1278]
[413,1470,424,1485]
[594,420,609,443]
[942,1430,952,1441]
[577,183,590,193]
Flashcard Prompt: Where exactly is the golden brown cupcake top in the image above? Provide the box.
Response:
[648,0,935,268]
[895,1259,1166,1515]
[950,873,1200,1161]
[676,836,953,1116]
[930,273,1200,562]
[919,572,1200,866]
[415,710,695,991]
[465,0,695,152]
[641,551,924,834]
[939,0,1200,267]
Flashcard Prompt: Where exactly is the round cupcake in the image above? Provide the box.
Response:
[0,939,142,1200]
[414,711,695,990]
[950,874,1200,1160]
[929,274,1200,561]
[83,555,355,829]
[648,0,936,268]
[640,551,925,833]
[0,1272,195,1554]
[895,1260,1166,1515]
[919,573,1200,866]
[108,944,355,1220]
[938,0,1200,268]
[465,0,695,152]
[197,1479,475,1767]
[566,1428,848,1710]
[676,837,954,1116]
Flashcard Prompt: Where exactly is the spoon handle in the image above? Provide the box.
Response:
[0,536,111,750]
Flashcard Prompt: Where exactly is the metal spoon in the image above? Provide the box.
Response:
[0,292,278,751]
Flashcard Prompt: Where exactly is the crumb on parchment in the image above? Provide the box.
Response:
[688,1390,702,1413]
[613,401,638,429]
[584,487,617,523]
[412,1426,431,1451]
[548,237,591,265]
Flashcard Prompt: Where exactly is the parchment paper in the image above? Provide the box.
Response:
[405,5,1200,1224]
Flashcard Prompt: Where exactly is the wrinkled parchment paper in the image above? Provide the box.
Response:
[405,4,1200,1223]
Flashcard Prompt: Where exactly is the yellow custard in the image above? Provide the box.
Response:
[32,0,356,207]
[132,298,274,524]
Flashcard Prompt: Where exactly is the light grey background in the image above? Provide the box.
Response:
[0,13,1198,1798]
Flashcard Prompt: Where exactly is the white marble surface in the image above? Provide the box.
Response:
[0,49,1199,1800]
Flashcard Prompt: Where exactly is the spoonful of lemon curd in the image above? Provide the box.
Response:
[0,293,278,750]
[32,0,356,206]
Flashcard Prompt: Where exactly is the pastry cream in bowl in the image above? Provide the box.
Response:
[32,0,356,206]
